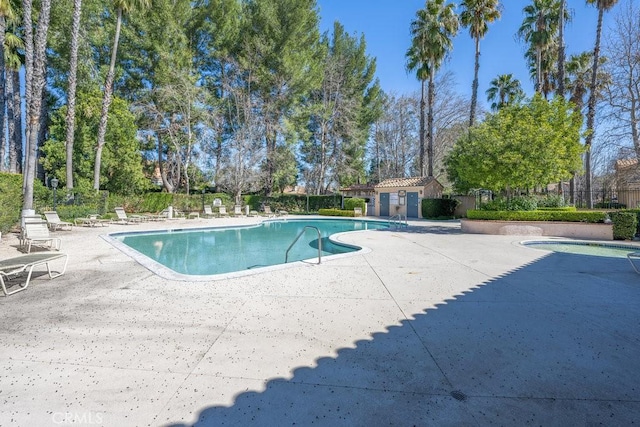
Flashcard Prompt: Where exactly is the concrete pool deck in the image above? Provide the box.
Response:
[1,216,639,425]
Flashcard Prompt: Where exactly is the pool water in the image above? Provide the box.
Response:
[112,219,388,276]
[524,241,640,258]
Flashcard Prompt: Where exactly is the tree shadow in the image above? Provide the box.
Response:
[165,250,640,426]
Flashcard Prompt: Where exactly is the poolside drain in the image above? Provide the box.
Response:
[450,390,467,401]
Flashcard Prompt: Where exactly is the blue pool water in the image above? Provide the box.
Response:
[523,241,640,258]
[111,219,389,276]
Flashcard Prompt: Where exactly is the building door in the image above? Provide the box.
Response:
[366,197,375,216]
[407,192,419,218]
[379,193,390,217]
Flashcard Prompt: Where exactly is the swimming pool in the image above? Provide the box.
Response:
[522,240,640,258]
[107,218,389,279]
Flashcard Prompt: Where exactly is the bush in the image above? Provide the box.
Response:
[467,210,606,223]
[422,198,459,219]
[344,197,365,211]
[479,196,538,211]
[536,206,576,212]
[536,194,566,208]
[0,173,23,233]
[318,208,355,217]
[596,201,627,209]
[609,211,637,240]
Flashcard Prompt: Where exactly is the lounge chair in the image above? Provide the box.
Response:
[113,207,143,224]
[233,205,244,217]
[43,211,73,231]
[217,206,229,218]
[74,214,110,227]
[277,210,288,217]
[263,206,276,218]
[248,210,259,217]
[0,252,68,296]
[203,205,216,218]
[353,207,363,217]
[22,221,62,253]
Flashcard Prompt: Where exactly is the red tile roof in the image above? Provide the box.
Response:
[374,176,439,188]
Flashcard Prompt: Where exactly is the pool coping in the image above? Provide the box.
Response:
[101,218,384,282]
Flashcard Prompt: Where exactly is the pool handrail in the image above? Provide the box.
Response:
[285,226,322,264]
[388,214,407,229]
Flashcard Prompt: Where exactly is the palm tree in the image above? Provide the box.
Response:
[93,0,151,190]
[406,0,458,177]
[583,0,619,208]
[0,0,15,171]
[4,25,23,174]
[460,0,501,127]
[65,0,83,190]
[485,74,525,111]
[517,0,561,94]
[556,0,566,97]
[22,0,52,211]
[565,52,593,111]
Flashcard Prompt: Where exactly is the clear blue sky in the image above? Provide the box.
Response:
[317,0,617,108]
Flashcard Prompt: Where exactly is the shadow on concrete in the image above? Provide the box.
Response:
[165,250,640,426]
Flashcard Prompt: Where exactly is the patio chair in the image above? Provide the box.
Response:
[353,207,363,217]
[113,207,143,224]
[233,205,244,217]
[22,221,62,253]
[277,210,288,217]
[74,214,110,227]
[203,205,216,219]
[262,206,276,218]
[0,252,68,296]
[217,206,229,218]
[43,211,73,231]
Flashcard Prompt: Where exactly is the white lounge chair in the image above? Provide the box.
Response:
[217,206,229,218]
[203,205,216,218]
[74,214,110,227]
[22,221,62,253]
[43,211,73,231]
[233,205,244,217]
[0,252,68,296]
[113,207,143,224]
[262,206,276,218]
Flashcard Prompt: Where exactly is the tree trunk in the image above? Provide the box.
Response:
[469,36,480,128]
[22,0,52,211]
[94,8,122,190]
[557,0,566,98]
[0,16,6,172]
[584,8,605,209]
[8,70,21,173]
[65,0,82,190]
[419,79,426,177]
[427,73,435,177]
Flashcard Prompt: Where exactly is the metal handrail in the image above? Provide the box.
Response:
[285,226,322,264]
[388,214,407,228]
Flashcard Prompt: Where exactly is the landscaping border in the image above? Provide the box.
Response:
[460,219,613,240]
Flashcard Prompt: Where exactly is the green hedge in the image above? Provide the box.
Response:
[0,173,23,233]
[318,208,355,217]
[466,210,606,223]
[422,198,459,219]
[609,211,637,240]
[536,206,577,212]
[344,197,365,211]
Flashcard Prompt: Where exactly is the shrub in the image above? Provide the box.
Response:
[479,196,537,211]
[596,201,627,209]
[318,208,355,217]
[344,197,365,211]
[536,194,566,208]
[466,210,606,223]
[536,206,576,212]
[422,198,459,219]
[0,173,23,233]
[609,211,637,240]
